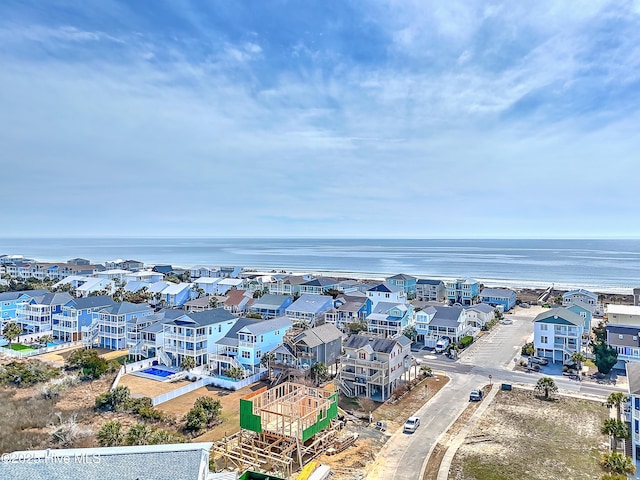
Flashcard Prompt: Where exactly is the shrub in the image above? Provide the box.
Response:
[96,420,124,447]
[94,386,131,412]
[0,361,61,387]
[459,336,474,349]
[185,397,222,432]
[125,397,153,414]
[67,349,115,379]
[185,406,208,432]
[139,406,164,421]
[521,342,535,356]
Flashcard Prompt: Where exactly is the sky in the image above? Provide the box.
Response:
[1,1,640,239]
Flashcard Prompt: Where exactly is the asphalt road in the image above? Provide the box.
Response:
[366,307,625,480]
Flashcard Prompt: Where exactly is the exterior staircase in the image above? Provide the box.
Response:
[157,348,171,366]
[339,381,354,398]
[84,320,100,347]
[208,353,244,371]
[129,340,147,358]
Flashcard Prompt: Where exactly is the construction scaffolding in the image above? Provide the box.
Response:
[211,382,344,477]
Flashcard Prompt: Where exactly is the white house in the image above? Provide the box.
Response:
[124,270,165,284]
[533,307,584,364]
[464,303,496,330]
[193,277,222,295]
[607,305,640,326]
[366,283,407,306]
[562,289,598,309]
[625,362,640,467]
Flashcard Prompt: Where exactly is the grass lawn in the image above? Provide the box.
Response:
[449,388,609,480]
[2,343,37,351]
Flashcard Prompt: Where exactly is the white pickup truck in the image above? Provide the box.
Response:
[435,337,450,353]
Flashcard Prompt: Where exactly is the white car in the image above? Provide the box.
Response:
[403,416,420,433]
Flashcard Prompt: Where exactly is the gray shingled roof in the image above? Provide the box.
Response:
[429,306,464,327]
[0,443,212,480]
[480,288,515,298]
[286,294,333,314]
[294,323,342,347]
[71,296,116,310]
[239,315,292,336]
[101,302,153,316]
[464,303,495,314]
[251,294,291,309]
[416,279,443,285]
[344,334,409,354]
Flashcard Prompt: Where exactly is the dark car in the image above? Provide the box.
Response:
[469,389,483,402]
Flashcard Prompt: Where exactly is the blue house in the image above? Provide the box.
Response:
[385,274,417,300]
[366,301,415,338]
[285,294,334,327]
[479,288,517,311]
[248,294,293,320]
[52,295,116,343]
[93,302,154,350]
[212,316,292,375]
[446,278,479,306]
[0,289,49,325]
[16,292,75,333]
[567,303,593,335]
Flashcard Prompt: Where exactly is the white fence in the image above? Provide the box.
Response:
[150,371,266,406]
[110,357,159,391]
[151,377,215,406]
[0,340,84,359]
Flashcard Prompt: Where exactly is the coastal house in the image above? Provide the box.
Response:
[445,278,479,306]
[16,292,75,334]
[285,294,334,327]
[634,287,640,307]
[567,302,594,338]
[130,309,185,359]
[624,362,640,466]
[606,305,640,326]
[193,277,222,295]
[607,324,640,367]
[339,334,412,401]
[366,301,415,338]
[366,283,407,306]
[223,289,254,315]
[189,265,240,279]
[269,274,311,296]
[51,295,116,343]
[152,264,174,275]
[161,309,238,367]
[415,305,468,347]
[464,303,496,330]
[299,277,340,295]
[0,289,49,325]
[0,442,215,480]
[479,288,517,311]
[562,289,598,309]
[210,316,292,376]
[158,282,194,308]
[76,277,115,297]
[415,279,446,302]
[324,295,370,331]
[272,323,343,371]
[93,302,154,351]
[533,307,584,364]
[385,274,417,300]
[183,296,215,313]
[214,278,244,295]
[95,269,132,283]
[105,259,145,271]
[124,270,164,284]
[248,294,293,320]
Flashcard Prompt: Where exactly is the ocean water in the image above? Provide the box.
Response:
[1,238,640,293]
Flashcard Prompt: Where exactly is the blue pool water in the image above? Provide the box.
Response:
[141,367,174,378]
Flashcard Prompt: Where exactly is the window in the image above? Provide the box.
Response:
[620,335,624,340]
[256,350,262,358]
[635,398,640,411]
[218,325,222,333]
[540,324,548,331]
[540,336,548,343]
[358,352,366,360]
[275,330,280,335]
[260,335,264,343]
[241,351,251,359]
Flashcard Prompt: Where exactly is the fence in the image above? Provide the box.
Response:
[110,357,158,391]
[0,340,84,359]
[151,377,215,406]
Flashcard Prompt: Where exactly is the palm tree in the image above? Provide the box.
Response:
[606,392,629,422]
[570,352,586,374]
[310,362,328,386]
[260,352,276,380]
[97,420,124,447]
[600,451,636,476]
[180,356,196,372]
[2,321,22,349]
[39,334,54,347]
[601,419,629,451]
[535,377,558,400]
[125,423,152,446]
[225,366,245,381]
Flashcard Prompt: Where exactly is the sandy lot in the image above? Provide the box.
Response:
[449,388,609,480]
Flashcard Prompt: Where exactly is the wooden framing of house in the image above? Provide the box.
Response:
[211,382,342,477]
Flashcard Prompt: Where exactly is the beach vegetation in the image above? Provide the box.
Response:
[535,377,557,400]
[601,419,629,451]
[605,392,629,422]
[402,325,417,342]
[67,348,119,379]
[459,336,473,348]
[224,366,245,380]
[185,396,222,433]
[180,356,196,371]
[346,319,368,334]
[592,343,618,375]
[600,451,635,476]
[246,312,262,319]
[97,420,125,447]
[0,360,61,386]
[310,361,329,385]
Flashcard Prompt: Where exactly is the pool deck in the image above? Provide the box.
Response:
[118,373,191,398]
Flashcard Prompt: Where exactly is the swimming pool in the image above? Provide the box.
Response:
[140,367,175,378]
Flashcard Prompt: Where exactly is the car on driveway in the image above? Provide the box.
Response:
[530,356,549,366]
[469,389,483,402]
[403,416,420,433]
[499,318,513,325]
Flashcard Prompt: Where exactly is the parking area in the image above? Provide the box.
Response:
[459,306,542,370]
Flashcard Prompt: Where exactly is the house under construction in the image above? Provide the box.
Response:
[212,382,346,477]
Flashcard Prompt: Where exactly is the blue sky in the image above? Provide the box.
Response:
[1,1,640,238]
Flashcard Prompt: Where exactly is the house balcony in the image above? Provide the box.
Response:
[239,340,257,348]
[342,355,387,370]
[341,367,388,385]
[165,343,208,357]
[164,332,207,343]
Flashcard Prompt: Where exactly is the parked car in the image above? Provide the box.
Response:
[530,356,549,366]
[403,416,420,433]
[435,337,450,353]
[499,318,513,325]
[469,389,483,402]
